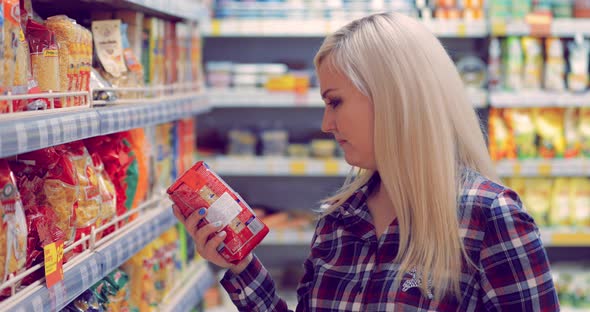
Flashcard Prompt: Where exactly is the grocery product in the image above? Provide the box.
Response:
[523,178,553,227]
[570,178,590,227]
[488,108,516,161]
[550,178,572,226]
[122,243,157,311]
[227,128,256,156]
[66,142,101,232]
[488,38,502,91]
[567,34,590,92]
[579,108,590,157]
[167,161,269,264]
[0,160,27,284]
[26,20,59,93]
[101,269,130,312]
[564,107,581,158]
[154,123,173,193]
[90,153,116,232]
[534,108,566,158]
[503,36,523,91]
[506,108,536,159]
[522,37,543,90]
[46,15,80,107]
[63,289,100,312]
[544,38,566,91]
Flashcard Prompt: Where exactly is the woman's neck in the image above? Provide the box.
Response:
[366,181,397,239]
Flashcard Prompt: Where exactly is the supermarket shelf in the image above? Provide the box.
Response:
[490,91,590,108]
[204,156,351,177]
[122,0,206,21]
[160,260,216,312]
[205,19,488,38]
[541,229,590,247]
[0,198,178,312]
[262,229,314,246]
[495,18,590,37]
[0,92,208,158]
[209,88,487,109]
[495,159,588,177]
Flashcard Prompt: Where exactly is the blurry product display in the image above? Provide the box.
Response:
[552,265,590,308]
[488,107,590,160]
[504,177,590,228]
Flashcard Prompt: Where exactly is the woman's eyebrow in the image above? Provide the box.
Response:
[321,88,338,99]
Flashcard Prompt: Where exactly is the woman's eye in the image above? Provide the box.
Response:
[326,98,342,108]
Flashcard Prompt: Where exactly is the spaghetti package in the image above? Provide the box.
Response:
[0,160,27,284]
[46,15,79,107]
[534,108,566,158]
[489,108,516,161]
[167,161,269,264]
[26,20,60,94]
[66,142,101,236]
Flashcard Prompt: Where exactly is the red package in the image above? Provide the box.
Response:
[167,161,269,264]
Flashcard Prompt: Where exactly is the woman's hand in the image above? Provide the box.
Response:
[172,204,253,273]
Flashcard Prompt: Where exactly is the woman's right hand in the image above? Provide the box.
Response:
[172,204,253,273]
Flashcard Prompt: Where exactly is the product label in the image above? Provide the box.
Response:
[43,49,58,57]
[44,240,64,288]
[206,192,242,227]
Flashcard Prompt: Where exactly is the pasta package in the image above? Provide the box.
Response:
[523,179,553,227]
[66,142,101,231]
[46,15,78,107]
[534,108,566,158]
[489,108,516,161]
[0,160,27,284]
[168,161,269,264]
[506,108,537,159]
[91,153,116,235]
[26,20,59,93]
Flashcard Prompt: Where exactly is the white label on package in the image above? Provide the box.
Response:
[206,192,243,227]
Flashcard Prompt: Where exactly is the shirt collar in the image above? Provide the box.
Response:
[337,173,380,220]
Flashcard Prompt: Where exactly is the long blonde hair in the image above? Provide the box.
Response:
[315,12,498,299]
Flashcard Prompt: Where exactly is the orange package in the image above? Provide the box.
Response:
[167,161,269,264]
[489,108,516,161]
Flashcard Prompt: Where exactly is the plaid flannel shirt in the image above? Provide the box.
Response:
[221,169,559,311]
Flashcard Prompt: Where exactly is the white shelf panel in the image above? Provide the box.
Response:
[540,228,590,247]
[498,18,590,37]
[0,199,178,312]
[210,89,487,108]
[204,156,351,177]
[210,89,324,108]
[490,91,590,108]
[161,261,216,312]
[0,93,208,158]
[496,159,588,177]
[205,19,488,38]
[123,0,205,21]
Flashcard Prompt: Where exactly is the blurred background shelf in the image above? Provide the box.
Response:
[490,91,590,108]
[495,159,589,177]
[203,156,351,177]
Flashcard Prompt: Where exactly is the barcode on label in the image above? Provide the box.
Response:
[247,217,264,235]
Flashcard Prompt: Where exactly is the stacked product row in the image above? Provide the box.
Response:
[1,0,203,113]
[0,118,196,300]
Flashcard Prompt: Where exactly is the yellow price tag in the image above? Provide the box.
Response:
[44,240,64,288]
[211,19,221,36]
[457,24,467,37]
[290,160,306,175]
[538,162,552,176]
[324,160,339,175]
[491,20,507,36]
[513,162,522,176]
[551,233,590,247]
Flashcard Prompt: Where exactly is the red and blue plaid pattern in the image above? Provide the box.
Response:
[221,169,559,311]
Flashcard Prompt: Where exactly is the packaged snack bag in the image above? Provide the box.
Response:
[0,160,27,285]
[167,161,269,264]
[522,37,543,89]
[506,108,537,159]
[570,178,590,227]
[564,108,581,158]
[90,153,116,239]
[550,178,572,227]
[503,36,523,91]
[523,178,553,227]
[534,108,566,158]
[567,34,590,92]
[578,108,590,157]
[489,108,516,161]
[544,37,566,91]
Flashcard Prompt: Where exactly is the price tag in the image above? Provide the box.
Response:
[491,19,507,36]
[526,12,552,37]
[551,233,590,247]
[290,160,306,175]
[44,240,64,288]
[324,159,340,175]
[538,162,552,176]
[457,23,467,37]
[211,19,221,36]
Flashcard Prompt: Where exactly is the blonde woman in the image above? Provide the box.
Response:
[173,12,559,311]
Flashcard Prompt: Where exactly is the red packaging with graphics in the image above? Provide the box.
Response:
[167,161,268,264]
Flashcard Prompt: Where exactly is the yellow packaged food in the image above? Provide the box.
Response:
[522,37,543,89]
[46,15,79,107]
[508,177,527,199]
[564,108,581,158]
[27,20,60,93]
[570,178,590,227]
[550,178,572,227]
[523,178,553,227]
[66,142,101,232]
[90,153,116,236]
[0,160,27,284]
[489,108,516,161]
[534,108,566,158]
[506,108,537,159]
[579,108,590,157]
